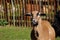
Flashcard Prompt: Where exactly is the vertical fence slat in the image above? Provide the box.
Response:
[11,0,15,26]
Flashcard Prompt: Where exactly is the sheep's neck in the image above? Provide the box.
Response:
[38,18,42,26]
[38,18,42,25]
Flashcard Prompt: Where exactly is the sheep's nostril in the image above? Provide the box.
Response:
[31,19,38,26]
[32,20,35,24]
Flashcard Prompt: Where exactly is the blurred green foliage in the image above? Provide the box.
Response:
[0,19,8,26]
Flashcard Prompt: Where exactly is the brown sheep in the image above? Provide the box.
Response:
[25,11,55,40]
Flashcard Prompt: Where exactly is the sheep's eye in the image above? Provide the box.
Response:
[37,13,40,16]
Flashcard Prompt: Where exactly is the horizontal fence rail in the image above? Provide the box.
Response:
[0,0,58,27]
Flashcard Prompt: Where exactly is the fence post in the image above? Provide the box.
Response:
[4,0,8,21]
[11,0,15,26]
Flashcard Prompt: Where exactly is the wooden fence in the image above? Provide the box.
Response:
[0,0,59,27]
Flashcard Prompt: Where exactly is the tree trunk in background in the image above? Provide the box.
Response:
[4,0,8,21]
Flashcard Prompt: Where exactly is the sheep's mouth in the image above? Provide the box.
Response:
[31,20,38,26]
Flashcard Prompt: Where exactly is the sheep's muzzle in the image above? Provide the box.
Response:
[31,19,38,26]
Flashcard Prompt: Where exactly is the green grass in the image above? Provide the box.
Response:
[0,26,31,40]
[0,26,59,40]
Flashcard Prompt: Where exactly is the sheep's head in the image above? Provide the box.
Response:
[25,11,46,26]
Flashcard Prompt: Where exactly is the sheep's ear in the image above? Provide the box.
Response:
[25,13,32,16]
[40,14,46,16]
